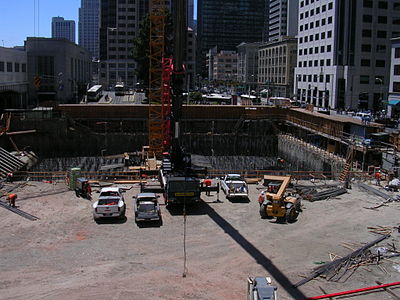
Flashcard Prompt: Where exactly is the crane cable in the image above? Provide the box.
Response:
[182,197,188,278]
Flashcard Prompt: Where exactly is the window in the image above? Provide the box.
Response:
[394,82,400,92]
[395,65,400,75]
[321,46,325,53]
[378,16,387,23]
[21,63,26,72]
[314,60,318,67]
[361,59,370,66]
[321,32,326,39]
[326,59,331,66]
[376,60,385,67]
[396,48,400,58]
[328,2,333,9]
[7,62,12,72]
[360,75,369,84]
[377,31,387,38]
[320,59,324,66]
[326,75,330,83]
[363,15,373,22]
[328,16,333,24]
[322,4,326,12]
[363,0,373,8]
[362,44,371,52]
[327,31,332,38]
[327,45,332,52]
[0,61,4,72]
[378,1,388,9]
[14,63,19,72]
[362,29,372,37]
[377,44,386,53]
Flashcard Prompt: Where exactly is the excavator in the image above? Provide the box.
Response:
[259,175,301,223]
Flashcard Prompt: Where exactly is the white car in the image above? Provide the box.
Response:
[220,174,249,199]
[93,187,126,221]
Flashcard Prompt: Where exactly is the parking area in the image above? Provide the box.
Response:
[1,180,400,299]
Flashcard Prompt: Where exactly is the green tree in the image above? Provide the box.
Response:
[132,12,173,89]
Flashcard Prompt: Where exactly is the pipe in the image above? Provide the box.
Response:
[305,282,400,299]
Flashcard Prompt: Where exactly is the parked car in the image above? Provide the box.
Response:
[220,174,249,199]
[133,192,161,223]
[93,187,126,221]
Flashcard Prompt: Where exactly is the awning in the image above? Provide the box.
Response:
[388,99,400,105]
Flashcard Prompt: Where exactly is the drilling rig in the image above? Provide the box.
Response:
[147,0,213,205]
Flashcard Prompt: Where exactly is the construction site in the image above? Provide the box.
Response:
[2,0,400,299]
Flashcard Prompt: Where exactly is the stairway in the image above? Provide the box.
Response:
[0,147,25,179]
[339,145,354,181]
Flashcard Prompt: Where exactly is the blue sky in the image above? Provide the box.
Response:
[0,0,197,48]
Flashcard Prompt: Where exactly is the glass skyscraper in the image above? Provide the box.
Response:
[197,0,267,76]
[79,0,100,60]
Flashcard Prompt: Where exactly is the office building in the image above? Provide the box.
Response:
[187,0,194,30]
[237,42,262,88]
[197,0,266,77]
[99,0,140,89]
[258,37,297,98]
[267,0,298,41]
[295,0,400,110]
[79,0,100,60]
[0,47,28,110]
[25,37,91,105]
[52,17,76,43]
[186,27,196,88]
[211,50,238,81]
[388,37,400,117]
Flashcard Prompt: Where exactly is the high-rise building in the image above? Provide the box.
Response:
[388,37,400,117]
[197,0,267,77]
[99,0,140,89]
[52,17,76,43]
[267,0,298,41]
[79,0,100,60]
[295,0,400,110]
[187,0,194,30]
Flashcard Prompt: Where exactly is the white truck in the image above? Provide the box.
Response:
[92,187,126,221]
[220,174,248,199]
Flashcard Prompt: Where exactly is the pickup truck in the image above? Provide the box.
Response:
[93,187,126,221]
[133,192,161,223]
[220,174,248,199]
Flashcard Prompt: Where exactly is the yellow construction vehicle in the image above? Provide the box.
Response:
[259,175,301,223]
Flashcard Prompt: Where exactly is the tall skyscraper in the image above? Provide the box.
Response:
[267,0,298,41]
[99,0,140,89]
[187,0,194,29]
[79,0,100,60]
[52,17,76,43]
[295,0,400,110]
[197,0,266,76]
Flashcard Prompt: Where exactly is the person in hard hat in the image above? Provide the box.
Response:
[204,178,212,196]
[7,193,17,208]
[258,191,266,206]
[375,170,382,186]
[6,172,13,183]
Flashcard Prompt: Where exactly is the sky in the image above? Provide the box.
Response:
[0,0,197,48]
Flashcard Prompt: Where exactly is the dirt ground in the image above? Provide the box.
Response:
[1,179,400,300]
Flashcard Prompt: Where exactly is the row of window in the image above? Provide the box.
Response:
[300,3,333,20]
[298,73,331,83]
[299,44,331,56]
[300,16,333,32]
[299,31,332,44]
[300,0,334,10]
[0,61,26,73]
[298,59,331,68]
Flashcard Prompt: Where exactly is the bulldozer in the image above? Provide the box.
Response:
[259,175,300,223]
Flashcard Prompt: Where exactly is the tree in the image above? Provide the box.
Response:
[132,12,173,89]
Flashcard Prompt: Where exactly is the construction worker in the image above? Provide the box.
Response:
[375,170,382,186]
[7,193,17,208]
[6,172,13,183]
[258,191,266,206]
[204,178,212,196]
[84,182,92,200]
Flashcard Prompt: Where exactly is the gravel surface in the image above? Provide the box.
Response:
[1,179,400,299]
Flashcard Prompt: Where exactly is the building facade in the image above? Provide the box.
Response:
[25,38,91,105]
[388,37,400,117]
[211,50,238,81]
[79,0,100,60]
[197,0,266,77]
[99,0,140,89]
[267,0,298,41]
[186,27,196,88]
[295,0,400,110]
[52,17,76,43]
[237,42,262,88]
[258,37,297,98]
[0,47,28,111]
